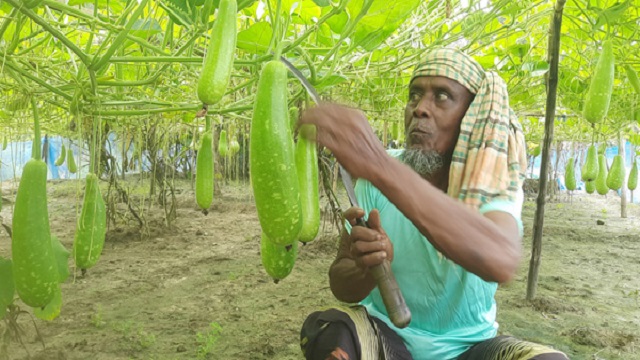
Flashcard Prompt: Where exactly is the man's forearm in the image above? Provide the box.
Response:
[328,230,378,303]
[329,257,377,303]
[370,156,521,283]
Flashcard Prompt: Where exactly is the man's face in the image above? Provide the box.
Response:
[403,76,475,160]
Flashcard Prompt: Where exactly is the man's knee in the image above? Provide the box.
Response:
[300,311,359,360]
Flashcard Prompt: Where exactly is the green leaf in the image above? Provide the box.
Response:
[315,74,349,90]
[522,61,549,77]
[33,285,62,321]
[312,0,330,6]
[52,236,70,283]
[157,0,196,27]
[325,8,349,34]
[349,0,420,51]
[130,19,163,40]
[236,22,273,54]
[594,1,630,29]
[68,0,125,12]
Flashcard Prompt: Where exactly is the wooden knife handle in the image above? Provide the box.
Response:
[370,259,411,328]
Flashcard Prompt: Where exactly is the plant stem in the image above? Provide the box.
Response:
[31,98,41,160]
[3,0,91,65]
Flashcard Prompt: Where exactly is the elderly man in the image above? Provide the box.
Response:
[298,49,569,360]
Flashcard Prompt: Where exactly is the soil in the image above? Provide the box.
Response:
[0,178,639,360]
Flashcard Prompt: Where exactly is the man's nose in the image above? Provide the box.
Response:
[412,97,431,119]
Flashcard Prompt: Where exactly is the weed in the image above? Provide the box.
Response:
[195,322,223,359]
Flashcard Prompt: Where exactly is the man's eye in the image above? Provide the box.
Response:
[409,92,421,102]
[436,91,450,101]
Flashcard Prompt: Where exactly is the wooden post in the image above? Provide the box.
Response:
[619,132,627,218]
[526,0,566,301]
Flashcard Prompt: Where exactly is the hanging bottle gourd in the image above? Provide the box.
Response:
[250,60,302,246]
[11,100,59,308]
[67,147,77,174]
[218,129,228,158]
[295,125,320,243]
[73,118,107,271]
[196,117,214,211]
[197,0,238,106]
[583,40,615,124]
[55,143,66,166]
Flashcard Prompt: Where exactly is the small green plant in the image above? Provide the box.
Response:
[90,305,106,328]
[195,322,223,359]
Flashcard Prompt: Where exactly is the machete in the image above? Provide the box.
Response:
[281,56,411,328]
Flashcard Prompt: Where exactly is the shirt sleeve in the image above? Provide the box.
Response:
[478,188,525,237]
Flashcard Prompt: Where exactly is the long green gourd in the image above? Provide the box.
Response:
[67,148,77,174]
[595,154,609,195]
[606,155,625,191]
[295,124,320,243]
[628,159,638,191]
[73,173,107,270]
[260,231,297,283]
[250,60,302,245]
[12,100,58,308]
[197,0,237,105]
[583,40,615,124]
[55,143,66,166]
[581,145,598,181]
[624,64,640,95]
[218,129,228,158]
[196,117,214,210]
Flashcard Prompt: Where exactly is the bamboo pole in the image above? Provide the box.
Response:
[526,0,566,301]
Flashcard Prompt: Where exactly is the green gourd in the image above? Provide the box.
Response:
[218,129,228,157]
[2,136,7,150]
[0,257,14,320]
[295,125,320,243]
[624,64,640,95]
[73,173,107,270]
[606,155,625,191]
[585,180,596,194]
[581,145,598,181]
[628,159,638,191]
[595,154,609,195]
[229,137,240,156]
[565,157,577,191]
[260,232,297,283]
[67,148,77,174]
[250,60,302,246]
[583,40,615,124]
[12,159,58,307]
[196,122,214,210]
[55,144,66,166]
[197,0,238,105]
[289,106,299,134]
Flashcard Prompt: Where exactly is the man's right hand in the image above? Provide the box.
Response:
[344,207,394,269]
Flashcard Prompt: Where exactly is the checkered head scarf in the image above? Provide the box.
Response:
[411,48,527,209]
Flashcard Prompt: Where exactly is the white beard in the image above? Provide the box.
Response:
[400,148,443,177]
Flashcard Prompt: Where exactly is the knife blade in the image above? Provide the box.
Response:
[338,165,411,329]
[279,56,321,104]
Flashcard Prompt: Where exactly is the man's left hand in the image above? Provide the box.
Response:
[299,103,389,180]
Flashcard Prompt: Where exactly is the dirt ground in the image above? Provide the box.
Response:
[0,177,639,360]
